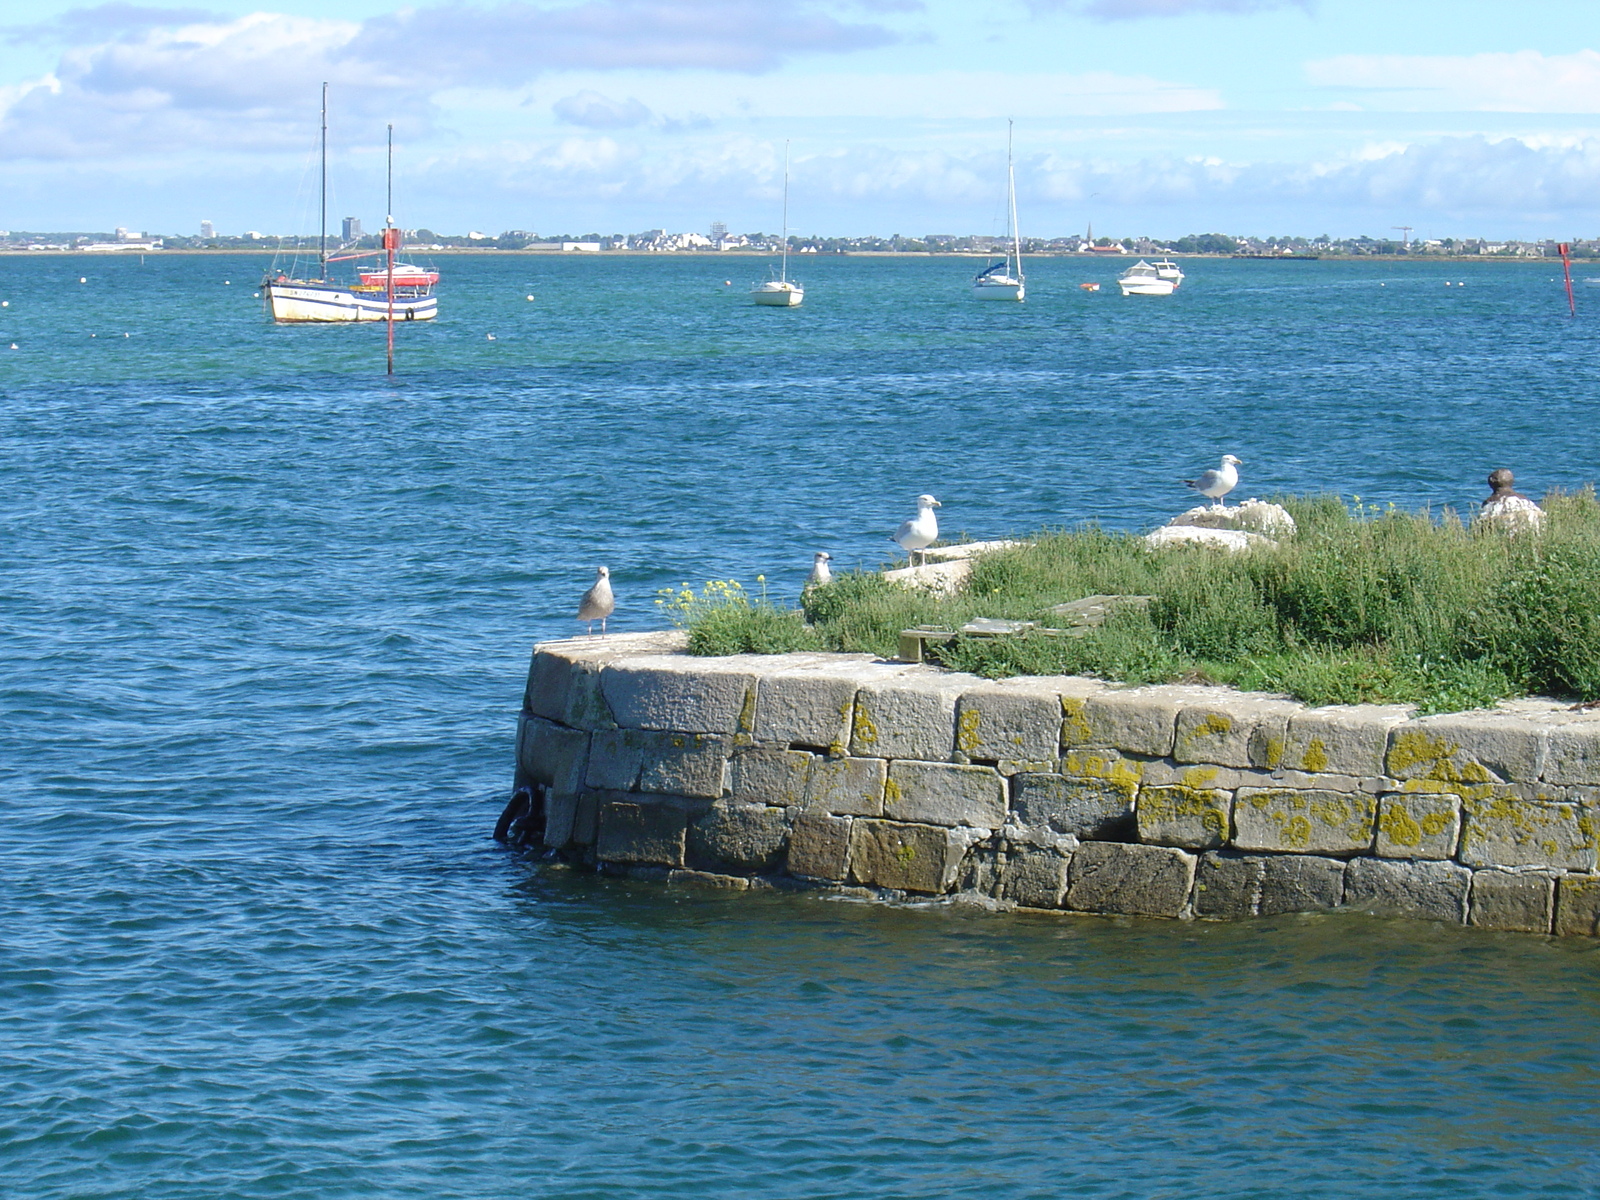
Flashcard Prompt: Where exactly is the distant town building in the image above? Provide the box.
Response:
[342,217,362,241]
[200,220,215,239]
[710,221,727,241]
[114,226,132,242]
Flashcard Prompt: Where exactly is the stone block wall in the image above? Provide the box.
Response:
[514,632,1600,937]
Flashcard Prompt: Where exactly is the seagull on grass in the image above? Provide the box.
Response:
[806,552,833,588]
[578,566,614,634]
[892,494,941,566]
[1184,454,1242,508]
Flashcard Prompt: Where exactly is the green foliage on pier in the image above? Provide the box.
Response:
[677,490,1600,713]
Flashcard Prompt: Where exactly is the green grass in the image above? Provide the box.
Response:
[677,491,1600,714]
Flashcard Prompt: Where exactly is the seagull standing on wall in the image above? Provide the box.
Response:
[892,494,941,566]
[806,552,833,588]
[1184,455,1242,508]
[578,566,615,634]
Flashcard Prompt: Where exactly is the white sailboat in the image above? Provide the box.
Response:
[751,142,803,307]
[262,85,438,323]
[972,120,1024,301]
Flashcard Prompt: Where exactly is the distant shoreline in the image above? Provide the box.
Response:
[0,247,1568,263]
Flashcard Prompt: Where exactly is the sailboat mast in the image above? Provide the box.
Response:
[780,140,790,284]
[386,123,395,377]
[319,82,328,273]
[1007,119,1021,278]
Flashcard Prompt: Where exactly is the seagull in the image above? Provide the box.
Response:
[1184,454,1242,508]
[806,552,833,588]
[892,494,941,566]
[578,566,615,634]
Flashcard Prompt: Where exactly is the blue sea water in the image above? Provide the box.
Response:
[2,252,1598,1199]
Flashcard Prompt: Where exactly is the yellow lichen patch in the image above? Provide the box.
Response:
[1061,697,1094,747]
[1179,712,1236,756]
[1138,784,1230,841]
[852,702,880,748]
[734,687,757,747]
[883,777,903,807]
[1420,810,1454,837]
[956,709,981,756]
[1061,750,1144,801]
[894,843,917,865]
[1259,736,1285,771]
[1387,729,1497,792]
[1182,765,1221,789]
[1300,737,1329,774]
[1381,802,1423,848]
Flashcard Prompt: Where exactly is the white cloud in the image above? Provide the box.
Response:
[553,90,652,127]
[1306,49,1600,113]
[0,0,907,159]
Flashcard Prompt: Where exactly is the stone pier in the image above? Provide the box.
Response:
[511,631,1600,937]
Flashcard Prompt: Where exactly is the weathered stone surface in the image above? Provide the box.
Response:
[638,734,730,799]
[849,820,966,893]
[687,802,789,872]
[1344,857,1470,923]
[729,746,812,807]
[1554,875,1600,937]
[805,755,887,817]
[1233,788,1375,855]
[584,729,729,798]
[1468,870,1554,933]
[1067,688,1183,757]
[595,796,688,866]
[526,637,674,731]
[1136,784,1231,850]
[1193,852,1263,919]
[543,790,578,848]
[1258,854,1346,916]
[570,791,599,846]
[788,813,852,880]
[601,655,760,734]
[1173,697,1301,770]
[1064,841,1196,918]
[1279,705,1412,777]
[755,659,908,751]
[1144,525,1276,552]
[1375,792,1460,860]
[1012,773,1135,839]
[956,681,1064,763]
[885,760,1006,827]
[517,715,591,793]
[999,847,1071,908]
[1386,715,1544,787]
[1058,749,1147,801]
[1542,720,1600,786]
[850,669,978,761]
[666,869,751,891]
[1458,796,1595,871]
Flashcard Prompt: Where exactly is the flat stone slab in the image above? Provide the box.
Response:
[1375,792,1460,860]
[1193,851,1263,919]
[1344,857,1470,923]
[1064,841,1196,918]
[595,796,690,867]
[1136,784,1230,850]
[788,813,852,881]
[885,760,1006,827]
[1468,870,1554,934]
[1000,847,1071,908]
[805,755,887,818]
[851,668,980,761]
[1458,796,1595,871]
[1233,787,1376,855]
[849,819,966,893]
[1258,854,1345,916]
[1012,772,1135,840]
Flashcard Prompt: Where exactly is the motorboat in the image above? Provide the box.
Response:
[971,121,1024,301]
[1117,261,1176,297]
[1153,259,1184,287]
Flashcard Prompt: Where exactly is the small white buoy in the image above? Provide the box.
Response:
[224,280,231,285]
[9,343,17,350]
[79,277,87,283]
[123,332,130,338]
[1380,283,1386,287]
[253,292,260,298]
[90,333,96,338]
[1,300,8,307]
[525,294,535,301]
[724,280,732,286]
[486,333,496,341]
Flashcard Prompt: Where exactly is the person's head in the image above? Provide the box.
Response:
[1488,468,1517,493]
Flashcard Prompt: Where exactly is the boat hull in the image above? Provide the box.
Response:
[1118,278,1176,297]
[751,281,803,307]
[971,278,1024,301]
[264,282,437,323]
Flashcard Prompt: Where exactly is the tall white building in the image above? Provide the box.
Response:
[200,220,215,239]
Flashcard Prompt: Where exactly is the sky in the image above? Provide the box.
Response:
[5,0,1600,239]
